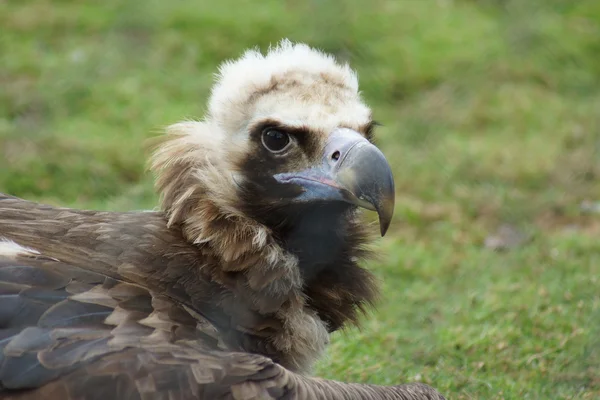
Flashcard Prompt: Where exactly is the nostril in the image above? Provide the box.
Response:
[331,151,341,161]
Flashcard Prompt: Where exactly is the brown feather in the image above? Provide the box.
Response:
[0,195,445,399]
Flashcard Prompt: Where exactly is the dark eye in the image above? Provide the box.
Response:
[261,128,291,153]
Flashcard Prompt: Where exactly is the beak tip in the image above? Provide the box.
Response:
[376,189,395,237]
[380,225,389,237]
[378,211,393,237]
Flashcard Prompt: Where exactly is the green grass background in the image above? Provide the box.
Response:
[1,0,599,398]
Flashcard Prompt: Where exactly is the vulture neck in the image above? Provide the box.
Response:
[246,199,378,332]
[277,202,355,283]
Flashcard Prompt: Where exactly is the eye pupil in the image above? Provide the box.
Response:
[262,129,291,153]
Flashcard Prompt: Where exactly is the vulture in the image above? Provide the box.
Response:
[0,41,445,400]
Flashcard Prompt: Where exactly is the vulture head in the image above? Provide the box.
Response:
[153,40,393,284]
[210,41,394,237]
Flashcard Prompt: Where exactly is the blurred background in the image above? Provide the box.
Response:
[1,0,599,398]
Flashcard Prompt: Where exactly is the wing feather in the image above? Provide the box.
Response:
[0,255,297,399]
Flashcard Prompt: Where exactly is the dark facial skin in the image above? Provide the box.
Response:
[235,120,395,283]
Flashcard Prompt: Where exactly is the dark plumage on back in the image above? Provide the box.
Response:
[0,41,445,399]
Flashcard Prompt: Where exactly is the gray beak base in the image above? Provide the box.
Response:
[274,129,395,236]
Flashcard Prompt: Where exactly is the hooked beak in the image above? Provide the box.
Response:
[274,128,395,236]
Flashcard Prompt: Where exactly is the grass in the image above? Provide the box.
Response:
[1,0,599,398]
